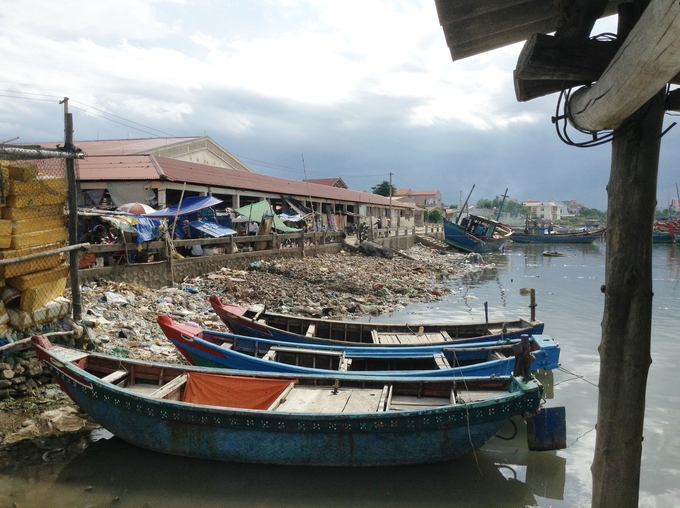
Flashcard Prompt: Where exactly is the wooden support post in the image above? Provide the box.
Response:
[62,99,82,322]
[591,56,665,508]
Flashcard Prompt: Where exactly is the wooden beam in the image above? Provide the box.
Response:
[514,34,621,101]
[516,34,621,82]
[437,0,627,61]
[514,34,680,101]
[568,0,680,131]
[435,0,540,26]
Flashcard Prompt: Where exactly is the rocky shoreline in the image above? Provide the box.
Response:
[0,245,494,448]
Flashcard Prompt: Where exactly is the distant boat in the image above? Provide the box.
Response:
[443,216,513,253]
[443,186,513,253]
[510,228,605,244]
[653,220,678,243]
[157,315,561,379]
[542,251,566,257]
[32,334,544,466]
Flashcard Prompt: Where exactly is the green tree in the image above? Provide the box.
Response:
[476,196,527,216]
[426,209,443,223]
[371,181,396,197]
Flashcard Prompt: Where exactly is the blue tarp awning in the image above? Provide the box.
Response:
[144,196,223,218]
[188,221,237,238]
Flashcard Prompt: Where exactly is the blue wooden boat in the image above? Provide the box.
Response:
[510,227,605,244]
[32,334,544,466]
[443,216,512,253]
[208,294,545,346]
[158,315,561,378]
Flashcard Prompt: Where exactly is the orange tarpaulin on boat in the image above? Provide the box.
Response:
[182,373,297,410]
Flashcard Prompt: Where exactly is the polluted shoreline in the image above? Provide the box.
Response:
[0,245,495,454]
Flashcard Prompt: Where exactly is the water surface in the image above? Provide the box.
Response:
[2,241,679,507]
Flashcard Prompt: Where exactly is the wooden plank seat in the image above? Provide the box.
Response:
[274,385,384,413]
[374,331,452,345]
[149,374,187,400]
[102,369,129,384]
[270,346,343,357]
[262,349,277,361]
[433,353,450,369]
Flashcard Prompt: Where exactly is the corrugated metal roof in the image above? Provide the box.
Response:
[76,154,413,208]
[303,178,348,188]
[77,155,162,180]
[32,138,198,156]
[156,157,410,208]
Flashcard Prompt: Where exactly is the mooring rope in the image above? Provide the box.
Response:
[555,366,598,388]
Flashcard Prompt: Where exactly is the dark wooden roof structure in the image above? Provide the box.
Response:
[433,1,680,507]
[434,0,625,61]
[435,0,680,130]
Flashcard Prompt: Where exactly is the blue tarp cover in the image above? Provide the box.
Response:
[188,220,237,238]
[132,217,162,243]
[144,196,223,218]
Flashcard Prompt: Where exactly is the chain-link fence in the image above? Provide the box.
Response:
[0,155,72,343]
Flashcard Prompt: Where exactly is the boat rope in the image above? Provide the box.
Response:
[453,351,482,473]
[494,418,518,441]
[555,366,598,388]
[568,426,596,448]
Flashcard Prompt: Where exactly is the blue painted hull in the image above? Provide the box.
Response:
[159,317,561,378]
[33,336,544,466]
[653,231,675,243]
[443,219,507,253]
[511,230,604,244]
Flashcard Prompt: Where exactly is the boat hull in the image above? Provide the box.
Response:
[158,316,561,378]
[33,337,543,466]
[208,295,545,347]
[510,234,602,244]
[443,219,506,253]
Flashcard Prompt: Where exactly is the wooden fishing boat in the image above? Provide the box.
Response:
[158,315,561,378]
[32,334,544,466]
[443,216,513,253]
[208,294,544,347]
[510,228,605,244]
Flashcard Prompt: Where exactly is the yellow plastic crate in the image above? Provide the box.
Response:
[10,228,68,250]
[19,276,68,312]
[7,264,69,291]
[2,204,65,221]
[8,176,67,196]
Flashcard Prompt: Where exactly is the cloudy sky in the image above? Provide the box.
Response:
[1,0,678,211]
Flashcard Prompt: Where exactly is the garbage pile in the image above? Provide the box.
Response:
[1,246,494,399]
[0,245,497,444]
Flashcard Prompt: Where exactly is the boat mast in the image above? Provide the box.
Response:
[496,188,509,221]
[457,184,475,224]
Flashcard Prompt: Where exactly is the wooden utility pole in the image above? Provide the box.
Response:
[61,97,82,322]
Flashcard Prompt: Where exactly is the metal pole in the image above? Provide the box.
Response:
[389,172,393,228]
[61,97,82,321]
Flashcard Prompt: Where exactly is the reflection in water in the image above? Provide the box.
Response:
[0,417,568,508]
[27,418,565,508]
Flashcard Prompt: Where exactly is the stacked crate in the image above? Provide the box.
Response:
[0,160,70,336]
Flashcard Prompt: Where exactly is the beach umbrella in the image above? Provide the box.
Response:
[116,202,155,215]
